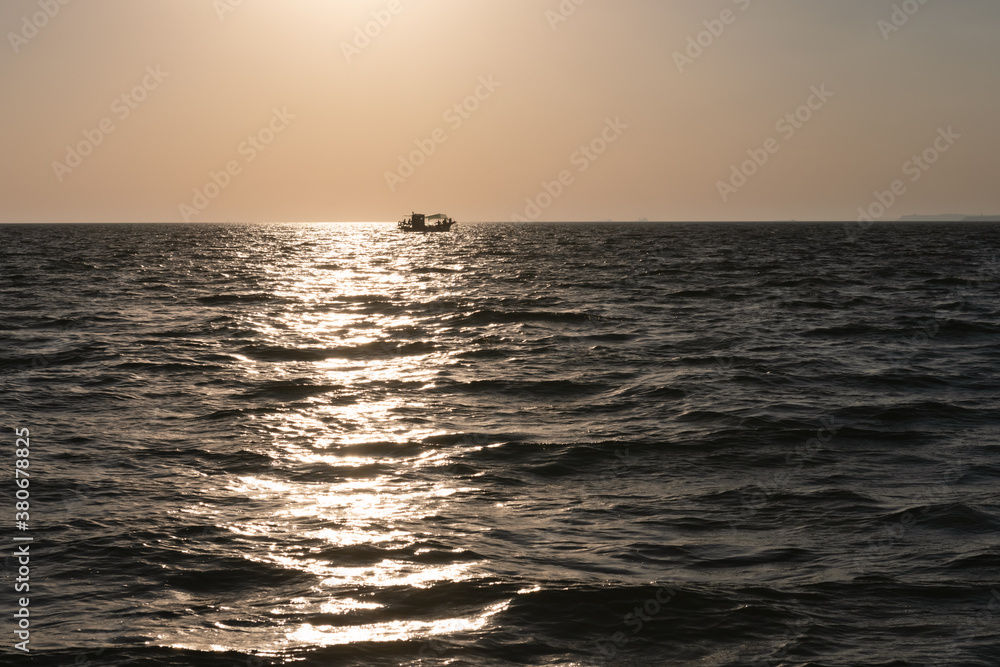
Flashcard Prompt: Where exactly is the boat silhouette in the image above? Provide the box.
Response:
[397,212,456,232]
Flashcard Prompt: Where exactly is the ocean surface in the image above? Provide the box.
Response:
[1,221,999,667]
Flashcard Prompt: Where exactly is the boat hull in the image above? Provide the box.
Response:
[398,223,455,233]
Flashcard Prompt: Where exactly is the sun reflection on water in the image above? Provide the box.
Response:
[163,227,502,655]
[286,599,510,647]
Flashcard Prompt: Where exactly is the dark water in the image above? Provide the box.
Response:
[1,222,999,666]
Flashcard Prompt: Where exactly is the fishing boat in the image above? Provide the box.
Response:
[397,212,456,233]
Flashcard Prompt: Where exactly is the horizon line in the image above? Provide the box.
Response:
[2,218,999,225]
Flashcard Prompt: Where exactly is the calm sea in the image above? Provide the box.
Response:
[1,222,999,666]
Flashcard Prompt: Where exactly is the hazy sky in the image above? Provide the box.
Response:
[2,0,999,223]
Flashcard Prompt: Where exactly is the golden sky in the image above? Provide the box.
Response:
[2,0,999,222]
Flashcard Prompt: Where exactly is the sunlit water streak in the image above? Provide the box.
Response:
[0,222,999,666]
